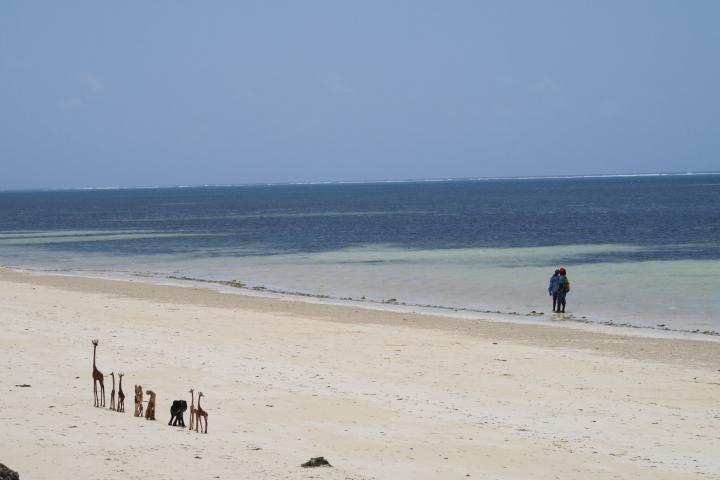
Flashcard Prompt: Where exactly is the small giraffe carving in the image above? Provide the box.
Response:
[91,339,105,407]
[109,372,116,411]
[145,390,156,420]
[188,389,197,431]
[134,385,144,417]
[117,373,125,412]
[195,391,208,434]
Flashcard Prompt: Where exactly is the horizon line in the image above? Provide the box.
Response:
[2,170,719,193]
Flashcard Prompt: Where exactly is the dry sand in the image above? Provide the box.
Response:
[0,268,718,479]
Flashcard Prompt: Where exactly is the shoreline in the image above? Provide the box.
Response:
[1,266,719,479]
[2,266,719,366]
[4,264,720,343]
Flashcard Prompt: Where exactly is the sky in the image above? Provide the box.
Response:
[1,1,719,189]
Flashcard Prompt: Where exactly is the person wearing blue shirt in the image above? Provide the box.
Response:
[548,269,561,312]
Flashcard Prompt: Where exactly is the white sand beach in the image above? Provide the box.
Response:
[1,268,718,480]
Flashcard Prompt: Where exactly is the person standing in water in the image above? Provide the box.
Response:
[556,267,570,313]
[548,269,561,312]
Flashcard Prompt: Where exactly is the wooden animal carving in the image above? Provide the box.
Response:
[91,339,105,407]
[195,391,208,434]
[145,390,156,420]
[168,400,187,427]
[109,372,116,411]
[134,385,144,417]
[117,373,125,412]
[188,389,197,431]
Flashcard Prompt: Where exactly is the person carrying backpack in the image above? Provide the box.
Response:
[555,267,570,313]
[548,269,561,312]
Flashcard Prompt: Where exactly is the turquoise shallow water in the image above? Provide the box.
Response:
[0,175,718,333]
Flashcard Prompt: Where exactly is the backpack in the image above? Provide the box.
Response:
[559,275,570,292]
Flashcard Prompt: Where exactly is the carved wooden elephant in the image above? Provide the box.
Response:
[169,400,187,427]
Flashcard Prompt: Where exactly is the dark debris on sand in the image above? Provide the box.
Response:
[0,463,20,480]
[301,457,332,468]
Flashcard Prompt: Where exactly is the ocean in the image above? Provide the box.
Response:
[1,174,719,335]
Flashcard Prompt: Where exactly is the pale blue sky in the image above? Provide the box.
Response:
[1,1,718,189]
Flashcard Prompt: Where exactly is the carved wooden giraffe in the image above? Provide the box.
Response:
[195,391,208,434]
[117,373,126,412]
[91,339,105,407]
[109,372,116,411]
[188,389,198,431]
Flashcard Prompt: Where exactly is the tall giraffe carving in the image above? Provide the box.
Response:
[195,392,208,434]
[117,373,126,412]
[91,339,105,407]
[188,389,197,431]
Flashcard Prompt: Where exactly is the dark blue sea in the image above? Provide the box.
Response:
[1,174,719,333]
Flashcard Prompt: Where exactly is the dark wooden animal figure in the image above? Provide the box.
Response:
[109,372,116,411]
[117,373,126,412]
[91,339,105,407]
[168,400,188,427]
